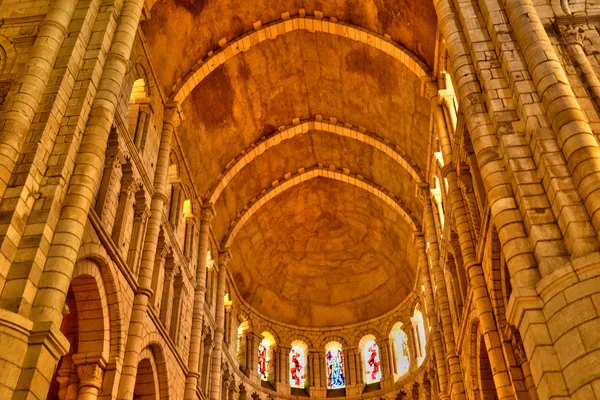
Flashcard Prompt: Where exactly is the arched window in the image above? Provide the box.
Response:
[289,341,308,388]
[390,322,411,378]
[325,342,346,389]
[412,306,427,366]
[237,320,251,373]
[359,335,381,384]
[258,332,276,381]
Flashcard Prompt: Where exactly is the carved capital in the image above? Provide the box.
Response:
[105,154,123,169]
[414,234,426,251]
[219,248,232,267]
[416,183,430,205]
[560,24,585,47]
[76,362,104,389]
[159,243,172,260]
[134,209,149,223]
[164,101,183,127]
[457,173,473,194]
[201,203,216,223]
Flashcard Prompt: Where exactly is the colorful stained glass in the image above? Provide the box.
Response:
[362,340,381,384]
[326,347,345,389]
[289,346,306,388]
[258,340,268,381]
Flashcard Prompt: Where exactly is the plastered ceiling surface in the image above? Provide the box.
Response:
[143,0,436,328]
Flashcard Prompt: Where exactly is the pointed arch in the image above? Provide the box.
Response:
[205,116,424,204]
[222,165,421,247]
[172,16,429,105]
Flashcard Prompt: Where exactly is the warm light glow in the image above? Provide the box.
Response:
[390,322,410,379]
[183,199,192,218]
[413,307,427,366]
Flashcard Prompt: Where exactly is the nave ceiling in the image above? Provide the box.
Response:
[141,0,438,328]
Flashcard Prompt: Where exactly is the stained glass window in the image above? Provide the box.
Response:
[258,339,269,381]
[289,345,306,388]
[413,307,427,366]
[362,340,381,384]
[325,346,345,389]
[390,323,410,377]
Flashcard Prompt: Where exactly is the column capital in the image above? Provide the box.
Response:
[219,248,232,267]
[73,354,107,389]
[414,234,426,250]
[416,183,431,206]
[439,163,455,179]
[559,24,585,47]
[201,203,216,223]
[164,101,183,127]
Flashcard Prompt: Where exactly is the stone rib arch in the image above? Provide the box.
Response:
[77,241,126,362]
[205,116,424,204]
[172,14,430,104]
[71,258,112,362]
[351,328,383,349]
[221,165,421,248]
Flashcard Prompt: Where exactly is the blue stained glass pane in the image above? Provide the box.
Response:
[326,347,345,389]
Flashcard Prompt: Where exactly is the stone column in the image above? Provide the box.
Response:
[201,332,214,394]
[116,106,181,400]
[94,153,123,223]
[420,190,462,399]
[169,183,182,227]
[13,1,149,396]
[414,231,448,399]
[560,25,600,114]
[0,0,76,202]
[435,96,515,399]
[378,338,393,388]
[280,346,291,393]
[159,262,176,330]
[209,249,231,400]
[184,205,215,399]
[184,215,195,259]
[111,178,139,251]
[74,357,106,400]
[127,209,149,275]
[249,332,261,383]
[150,243,171,311]
[134,103,152,150]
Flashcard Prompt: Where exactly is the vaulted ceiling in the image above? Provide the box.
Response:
[142,0,438,327]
